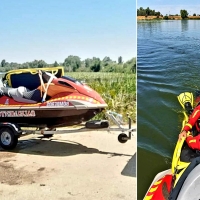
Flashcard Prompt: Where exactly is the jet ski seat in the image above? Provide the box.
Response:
[0,70,57,104]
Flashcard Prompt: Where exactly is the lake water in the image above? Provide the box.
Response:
[137,20,200,199]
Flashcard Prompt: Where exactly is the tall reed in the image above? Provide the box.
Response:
[67,72,136,122]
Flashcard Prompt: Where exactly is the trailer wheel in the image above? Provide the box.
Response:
[118,133,128,143]
[0,128,18,150]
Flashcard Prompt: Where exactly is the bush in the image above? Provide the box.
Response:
[163,15,169,20]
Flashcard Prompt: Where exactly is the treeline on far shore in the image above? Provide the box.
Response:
[0,56,136,73]
[137,7,200,19]
[137,7,161,17]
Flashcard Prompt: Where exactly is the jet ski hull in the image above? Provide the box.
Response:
[0,107,103,128]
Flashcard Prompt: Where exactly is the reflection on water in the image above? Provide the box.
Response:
[137,20,200,199]
[181,20,189,32]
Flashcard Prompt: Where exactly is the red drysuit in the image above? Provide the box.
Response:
[183,105,200,150]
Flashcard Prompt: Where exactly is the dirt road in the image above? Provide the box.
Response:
[0,129,136,200]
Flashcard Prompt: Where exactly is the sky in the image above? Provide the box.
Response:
[138,0,200,16]
[0,0,136,64]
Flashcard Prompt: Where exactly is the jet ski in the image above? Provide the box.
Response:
[0,67,107,128]
[144,92,200,200]
[0,67,108,149]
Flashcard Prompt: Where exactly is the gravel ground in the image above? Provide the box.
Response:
[0,128,136,200]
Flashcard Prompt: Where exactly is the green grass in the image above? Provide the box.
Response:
[66,72,136,122]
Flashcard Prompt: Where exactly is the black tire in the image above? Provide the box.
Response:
[85,120,109,129]
[118,133,128,143]
[42,134,54,138]
[0,128,18,150]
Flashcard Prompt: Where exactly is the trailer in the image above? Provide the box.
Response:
[0,111,136,150]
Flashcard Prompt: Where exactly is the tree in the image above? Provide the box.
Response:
[180,10,188,19]
[193,13,196,16]
[63,55,81,72]
[53,61,59,67]
[27,60,47,68]
[90,57,101,72]
[38,60,47,68]
[163,15,169,20]
[137,7,146,16]
[137,7,162,17]
[146,7,150,16]
[124,58,136,73]
[102,56,111,63]
[20,62,30,69]
[102,56,112,67]
[85,58,92,68]
[1,59,6,67]
[118,56,123,64]
[155,11,160,16]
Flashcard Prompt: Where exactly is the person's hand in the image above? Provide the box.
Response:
[179,130,187,141]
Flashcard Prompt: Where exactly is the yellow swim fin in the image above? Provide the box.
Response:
[177,92,193,110]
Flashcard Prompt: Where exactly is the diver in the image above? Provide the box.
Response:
[179,102,200,150]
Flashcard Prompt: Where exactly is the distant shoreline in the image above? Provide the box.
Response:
[137,16,200,20]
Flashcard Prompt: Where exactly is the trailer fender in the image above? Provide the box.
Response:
[0,123,22,136]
